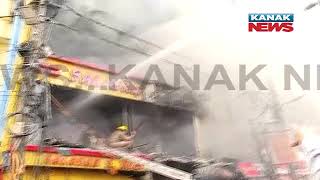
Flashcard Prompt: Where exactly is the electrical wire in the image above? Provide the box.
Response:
[248,94,306,126]
[0,15,15,19]
[278,94,305,109]
[16,2,202,75]
[0,112,40,143]
[26,3,55,179]
[50,3,172,51]
[1,3,54,179]
[50,20,152,56]
[51,21,200,73]
[0,45,39,56]
[50,2,196,66]
[70,3,193,61]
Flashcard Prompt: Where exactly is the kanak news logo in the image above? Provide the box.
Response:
[248,13,294,32]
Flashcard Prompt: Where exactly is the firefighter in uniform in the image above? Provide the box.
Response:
[107,125,136,149]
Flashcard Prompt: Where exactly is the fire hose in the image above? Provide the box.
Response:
[99,147,194,180]
[51,95,193,179]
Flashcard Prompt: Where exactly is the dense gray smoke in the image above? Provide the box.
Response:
[45,0,320,164]
[132,102,196,157]
[47,0,260,161]
[45,87,123,144]
[49,0,178,66]
[45,87,196,156]
[195,89,259,161]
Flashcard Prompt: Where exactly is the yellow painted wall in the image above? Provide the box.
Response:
[0,0,16,174]
[22,168,134,180]
[23,151,145,172]
[0,0,12,43]
[0,0,31,152]
[41,57,143,101]
[1,24,31,152]
[3,168,134,180]
[0,0,12,91]
[0,1,142,179]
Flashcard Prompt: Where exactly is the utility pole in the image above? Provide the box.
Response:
[17,0,51,146]
[4,0,52,179]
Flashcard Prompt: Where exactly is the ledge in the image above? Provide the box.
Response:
[23,144,149,172]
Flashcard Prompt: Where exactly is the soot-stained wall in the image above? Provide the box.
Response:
[131,102,196,157]
[45,86,196,156]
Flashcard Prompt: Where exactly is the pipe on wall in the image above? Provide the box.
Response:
[0,11,23,135]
